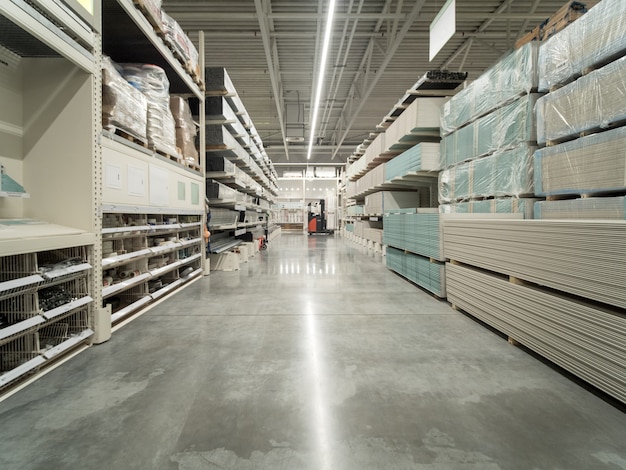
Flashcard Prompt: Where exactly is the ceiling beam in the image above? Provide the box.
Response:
[161,12,407,21]
[331,0,427,160]
[254,0,290,160]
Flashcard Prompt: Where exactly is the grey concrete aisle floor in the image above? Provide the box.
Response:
[0,233,625,470]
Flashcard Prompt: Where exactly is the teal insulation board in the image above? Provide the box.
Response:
[441,42,538,135]
[441,93,540,168]
[386,246,446,298]
[383,209,443,260]
[534,196,626,219]
[384,143,441,180]
[538,0,626,91]
[534,125,626,196]
[439,145,535,203]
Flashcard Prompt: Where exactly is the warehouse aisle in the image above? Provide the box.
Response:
[0,233,624,470]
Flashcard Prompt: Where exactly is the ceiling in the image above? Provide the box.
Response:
[162,0,573,172]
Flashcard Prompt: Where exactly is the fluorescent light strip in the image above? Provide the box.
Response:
[307,0,337,160]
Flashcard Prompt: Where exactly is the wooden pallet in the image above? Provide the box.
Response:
[109,127,149,148]
[132,0,165,35]
[154,147,182,164]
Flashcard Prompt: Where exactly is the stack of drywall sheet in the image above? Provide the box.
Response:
[365,191,421,215]
[442,94,539,168]
[385,143,441,180]
[534,196,626,219]
[353,220,366,238]
[346,205,364,216]
[534,126,626,196]
[439,145,535,203]
[383,209,443,260]
[536,55,626,144]
[446,262,626,404]
[443,218,626,309]
[384,97,446,149]
[441,42,539,135]
[538,0,626,91]
[440,198,536,217]
[364,133,386,168]
[347,156,367,181]
[363,227,383,244]
[387,246,446,297]
[355,164,386,195]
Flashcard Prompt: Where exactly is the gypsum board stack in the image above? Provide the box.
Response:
[536,54,626,145]
[440,198,537,217]
[386,246,446,297]
[446,262,626,404]
[534,126,626,196]
[534,196,626,219]
[443,219,626,309]
[441,93,540,168]
[385,143,441,180]
[538,0,626,91]
[383,210,443,260]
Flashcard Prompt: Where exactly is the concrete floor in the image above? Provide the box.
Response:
[0,233,624,470]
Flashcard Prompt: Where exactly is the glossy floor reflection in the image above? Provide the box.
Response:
[0,234,624,470]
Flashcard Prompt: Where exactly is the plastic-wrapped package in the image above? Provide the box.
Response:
[441,42,538,135]
[438,145,535,203]
[534,196,626,219]
[538,0,626,92]
[384,143,441,180]
[534,126,626,197]
[161,12,199,79]
[170,96,199,165]
[439,198,536,217]
[101,56,147,140]
[134,0,163,33]
[536,55,626,145]
[442,93,540,167]
[120,63,178,156]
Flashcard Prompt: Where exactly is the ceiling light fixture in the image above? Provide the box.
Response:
[307,0,336,160]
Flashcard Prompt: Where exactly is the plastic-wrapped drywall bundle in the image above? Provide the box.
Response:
[534,196,626,220]
[439,198,536,217]
[441,93,540,168]
[120,63,178,156]
[538,0,626,92]
[536,55,626,145]
[170,96,199,165]
[534,125,626,197]
[101,56,148,140]
[440,42,539,135]
[438,145,535,203]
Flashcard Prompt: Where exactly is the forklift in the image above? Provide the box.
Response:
[307,199,334,235]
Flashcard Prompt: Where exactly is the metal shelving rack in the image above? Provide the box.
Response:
[204,67,280,265]
[0,0,207,394]
[0,0,101,393]
[99,0,205,325]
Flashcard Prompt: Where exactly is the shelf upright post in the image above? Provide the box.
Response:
[91,31,112,344]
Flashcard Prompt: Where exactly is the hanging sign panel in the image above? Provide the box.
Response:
[430,0,456,61]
